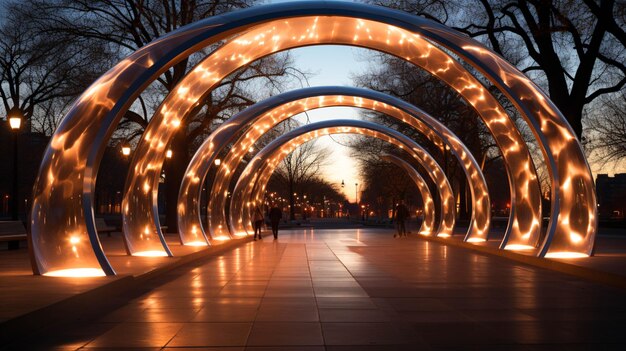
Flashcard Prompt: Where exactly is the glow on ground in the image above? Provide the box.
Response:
[185,241,208,247]
[504,244,535,251]
[212,235,230,241]
[43,268,106,277]
[545,252,589,259]
[133,251,169,257]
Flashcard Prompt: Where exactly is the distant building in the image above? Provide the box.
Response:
[0,123,49,220]
[0,123,148,221]
[596,174,626,220]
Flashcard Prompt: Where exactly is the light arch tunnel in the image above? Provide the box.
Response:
[28,2,596,277]
[228,119,458,239]
[241,153,438,236]
[178,86,488,248]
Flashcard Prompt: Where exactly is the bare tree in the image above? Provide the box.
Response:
[267,175,347,219]
[353,55,494,219]
[587,92,626,169]
[0,2,105,133]
[19,0,308,228]
[349,136,420,221]
[373,0,626,140]
[271,139,332,220]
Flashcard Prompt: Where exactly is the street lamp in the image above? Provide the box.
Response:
[355,183,359,205]
[7,106,23,221]
[121,141,131,156]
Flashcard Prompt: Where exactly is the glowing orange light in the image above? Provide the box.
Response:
[69,236,81,245]
[133,251,168,257]
[43,268,106,277]
[9,116,21,130]
[166,149,173,158]
[504,244,535,251]
[185,241,208,247]
[544,252,589,259]
[466,238,486,243]
[213,235,230,241]
[570,232,583,243]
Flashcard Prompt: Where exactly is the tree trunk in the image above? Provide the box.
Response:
[555,97,585,141]
[165,130,188,233]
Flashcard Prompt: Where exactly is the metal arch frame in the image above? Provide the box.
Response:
[182,86,490,244]
[243,131,450,238]
[28,2,594,276]
[122,12,547,259]
[228,119,455,238]
[245,153,439,236]
[380,154,436,236]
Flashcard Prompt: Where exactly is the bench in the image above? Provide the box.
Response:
[0,221,27,250]
[95,218,117,237]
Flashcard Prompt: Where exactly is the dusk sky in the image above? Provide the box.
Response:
[288,45,371,202]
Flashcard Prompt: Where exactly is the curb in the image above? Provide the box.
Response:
[0,237,252,346]
[418,235,626,290]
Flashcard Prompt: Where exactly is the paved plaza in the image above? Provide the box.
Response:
[5,228,625,350]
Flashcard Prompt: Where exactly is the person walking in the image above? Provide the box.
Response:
[253,206,264,241]
[269,204,282,239]
[394,200,409,238]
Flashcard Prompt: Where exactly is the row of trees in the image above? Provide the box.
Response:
[255,118,347,220]
[352,0,625,217]
[0,0,318,227]
[1,0,624,224]
[373,0,625,140]
[350,64,490,220]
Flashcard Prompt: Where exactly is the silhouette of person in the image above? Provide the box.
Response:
[269,204,282,239]
[253,206,264,241]
[394,200,409,238]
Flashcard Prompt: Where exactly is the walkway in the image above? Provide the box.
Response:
[10,228,626,350]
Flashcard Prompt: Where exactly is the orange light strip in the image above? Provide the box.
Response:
[195,91,490,244]
[229,120,455,238]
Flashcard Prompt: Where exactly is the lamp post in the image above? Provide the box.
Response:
[119,140,132,213]
[355,183,359,205]
[121,141,131,156]
[8,107,23,221]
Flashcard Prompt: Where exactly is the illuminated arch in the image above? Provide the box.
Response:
[245,152,438,236]
[380,154,436,236]
[124,10,545,259]
[29,2,595,276]
[240,127,453,239]
[229,119,454,238]
[179,87,489,245]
